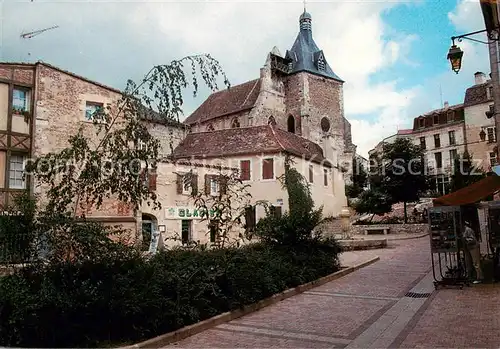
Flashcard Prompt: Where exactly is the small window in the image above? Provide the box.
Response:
[434,134,441,148]
[268,116,277,125]
[420,137,426,150]
[262,158,274,180]
[433,114,439,125]
[85,102,104,122]
[287,115,296,133]
[231,118,240,128]
[210,178,219,195]
[207,124,215,131]
[448,131,456,145]
[323,168,328,186]
[12,87,30,113]
[9,155,25,189]
[488,86,494,99]
[321,117,330,132]
[308,165,314,183]
[434,152,442,169]
[418,118,424,128]
[181,220,192,244]
[487,127,496,143]
[490,152,498,166]
[447,111,454,122]
[240,160,251,181]
[449,149,458,166]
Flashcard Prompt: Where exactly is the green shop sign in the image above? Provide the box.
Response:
[165,207,218,220]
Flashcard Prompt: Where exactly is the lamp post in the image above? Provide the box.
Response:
[447,28,500,166]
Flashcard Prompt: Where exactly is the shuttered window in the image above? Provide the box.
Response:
[240,160,251,181]
[262,158,274,180]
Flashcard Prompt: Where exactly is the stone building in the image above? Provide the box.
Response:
[463,71,497,171]
[0,9,356,249]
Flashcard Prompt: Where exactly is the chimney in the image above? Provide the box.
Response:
[444,101,449,108]
[475,71,487,85]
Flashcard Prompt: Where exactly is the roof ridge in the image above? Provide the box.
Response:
[240,79,260,107]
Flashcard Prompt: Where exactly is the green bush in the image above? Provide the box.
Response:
[0,241,340,347]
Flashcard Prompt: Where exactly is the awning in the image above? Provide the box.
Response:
[433,174,500,206]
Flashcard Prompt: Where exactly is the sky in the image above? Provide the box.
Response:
[0,0,491,157]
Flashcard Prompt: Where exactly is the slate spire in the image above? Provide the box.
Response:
[285,10,343,82]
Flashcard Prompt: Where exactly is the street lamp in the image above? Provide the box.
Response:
[447,44,464,74]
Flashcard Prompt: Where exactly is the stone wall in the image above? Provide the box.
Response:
[350,223,428,235]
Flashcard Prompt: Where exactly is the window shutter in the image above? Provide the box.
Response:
[262,158,274,179]
[220,175,228,195]
[176,174,183,194]
[204,174,210,195]
[191,174,198,195]
[240,160,250,180]
[148,172,157,191]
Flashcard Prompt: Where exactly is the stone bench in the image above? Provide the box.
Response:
[364,226,390,235]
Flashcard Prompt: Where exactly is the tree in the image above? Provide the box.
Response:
[345,157,368,198]
[449,151,486,192]
[381,138,428,223]
[24,55,230,255]
[256,156,324,246]
[188,169,252,249]
[353,189,392,220]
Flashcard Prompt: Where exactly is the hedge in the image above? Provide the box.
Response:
[0,241,340,348]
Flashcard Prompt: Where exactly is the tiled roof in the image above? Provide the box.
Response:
[464,82,492,107]
[172,125,331,166]
[183,79,261,125]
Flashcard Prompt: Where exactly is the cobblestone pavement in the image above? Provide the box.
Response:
[167,237,437,348]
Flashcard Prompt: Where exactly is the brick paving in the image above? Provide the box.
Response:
[396,284,500,348]
[167,237,435,348]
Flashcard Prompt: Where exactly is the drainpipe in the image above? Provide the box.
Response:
[492,6,500,164]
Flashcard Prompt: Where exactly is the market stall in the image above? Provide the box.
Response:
[431,174,500,288]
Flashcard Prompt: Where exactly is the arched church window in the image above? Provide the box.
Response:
[268,116,277,125]
[207,124,215,132]
[287,115,296,134]
[321,117,330,132]
[231,118,240,128]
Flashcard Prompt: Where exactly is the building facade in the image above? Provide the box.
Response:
[367,71,497,197]
[0,9,356,249]
[463,72,497,171]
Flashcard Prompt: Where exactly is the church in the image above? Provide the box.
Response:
[0,10,356,248]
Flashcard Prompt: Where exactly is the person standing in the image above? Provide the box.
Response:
[464,220,483,284]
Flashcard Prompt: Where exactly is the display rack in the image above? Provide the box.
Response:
[429,206,470,289]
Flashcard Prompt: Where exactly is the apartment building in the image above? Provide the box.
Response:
[463,72,497,171]
[411,102,466,196]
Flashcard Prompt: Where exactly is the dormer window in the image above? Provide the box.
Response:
[317,54,325,71]
[447,111,454,122]
[206,124,215,131]
[418,118,424,128]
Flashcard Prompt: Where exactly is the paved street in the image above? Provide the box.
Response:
[165,235,500,348]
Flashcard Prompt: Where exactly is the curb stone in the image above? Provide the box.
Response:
[121,256,380,349]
